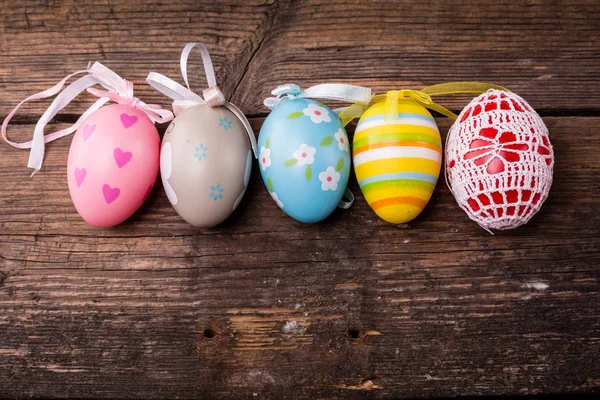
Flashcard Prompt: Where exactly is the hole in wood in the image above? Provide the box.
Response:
[203,328,216,339]
[348,328,361,339]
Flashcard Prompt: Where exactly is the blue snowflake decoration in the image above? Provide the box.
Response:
[194,143,208,161]
[218,117,232,130]
[209,184,224,201]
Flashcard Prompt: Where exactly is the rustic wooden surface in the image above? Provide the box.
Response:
[1,1,599,399]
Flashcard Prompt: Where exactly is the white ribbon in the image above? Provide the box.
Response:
[1,62,174,176]
[264,83,373,114]
[146,42,258,157]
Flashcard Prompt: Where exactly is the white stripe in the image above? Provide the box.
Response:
[355,117,439,133]
[353,146,442,166]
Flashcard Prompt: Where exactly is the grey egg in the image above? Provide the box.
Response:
[160,104,252,228]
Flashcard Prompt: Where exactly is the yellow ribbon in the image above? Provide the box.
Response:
[339,82,510,125]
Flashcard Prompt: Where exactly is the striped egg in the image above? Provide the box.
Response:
[352,99,442,224]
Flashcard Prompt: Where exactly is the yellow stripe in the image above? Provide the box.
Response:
[361,100,434,120]
[354,158,442,182]
[364,187,433,204]
[374,203,425,224]
[354,123,441,142]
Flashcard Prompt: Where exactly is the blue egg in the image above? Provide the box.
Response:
[258,98,351,223]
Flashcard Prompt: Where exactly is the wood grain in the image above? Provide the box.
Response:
[233,0,600,115]
[1,0,599,117]
[0,0,278,116]
[1,0,599,399]
[1,117,599,398]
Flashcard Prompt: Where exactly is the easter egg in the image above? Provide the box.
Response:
[445,90,554,231]
[258,99,351,223]
[67,104,160,228]
[353,99,442,224]
[160,104,252,228]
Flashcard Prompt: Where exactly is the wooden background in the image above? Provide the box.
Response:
[1,1,599,398]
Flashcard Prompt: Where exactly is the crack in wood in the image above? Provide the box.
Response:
[230,0,281,103]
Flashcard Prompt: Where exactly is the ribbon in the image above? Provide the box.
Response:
[1,62,174,176]
[146,42,258,157]
[264,83,373,126]
[337,188,355,210]
[338,82,510,123]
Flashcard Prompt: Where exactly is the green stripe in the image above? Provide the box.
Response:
[353,132,442,151]
[360,179,436,194]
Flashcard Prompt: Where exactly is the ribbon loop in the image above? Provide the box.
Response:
[264,83,373,127]
[181,42,218,90]
[385,90,399,121]
[400,89,433,106]
[272,83,301,97]
[300,84,372,104]
[338,103,370,126]
[2,62,174,176]
[383,89,436,121]
[420,82,509,97]
[347,82,511,125]
[146,43,257,157]
[337,188,355,210]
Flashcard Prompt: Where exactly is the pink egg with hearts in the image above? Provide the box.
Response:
[67,104,160,228]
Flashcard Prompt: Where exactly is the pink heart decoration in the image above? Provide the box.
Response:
[74,168,86,187]
[103,184,120,204]
[114,148,133,168]
[120,113,138,129]
[83,124,96,141]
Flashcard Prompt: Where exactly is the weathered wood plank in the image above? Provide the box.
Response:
[2,0,599,398]
[233,0,600,114]
[1,0,599,118]
[0,0,278,115]
[0,117,598,398]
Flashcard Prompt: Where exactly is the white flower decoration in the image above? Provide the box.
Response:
[334,129,349,152]
[319,166,341,191]
[303,103,331,124]
[259,146,271,171]
[270,191,284,209]
[292,143,316,166]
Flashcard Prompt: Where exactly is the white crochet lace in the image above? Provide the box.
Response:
[445,90,554,232]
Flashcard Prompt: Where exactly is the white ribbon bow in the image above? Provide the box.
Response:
[146,42,257,157]
[1,62,174,176]
[264,83,373,121]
